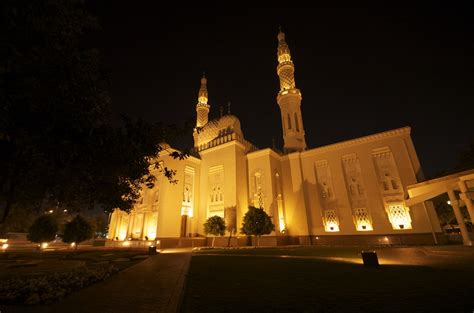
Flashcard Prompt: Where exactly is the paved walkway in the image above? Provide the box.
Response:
[4,249,192,313]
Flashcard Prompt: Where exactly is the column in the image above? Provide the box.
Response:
[447,189,472,246]
[459,180,474,224]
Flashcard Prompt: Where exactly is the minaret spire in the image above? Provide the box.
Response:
[276,29,307,153]
[195,72,210,128]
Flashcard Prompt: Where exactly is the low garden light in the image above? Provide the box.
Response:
[122,240,130,247]
[361,250,379,266]
[2,243,8,250]
[70,242,76,248]
[148,245,157,255]
[40,242,48,249]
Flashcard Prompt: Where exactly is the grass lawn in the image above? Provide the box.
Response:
[182,247,474,313]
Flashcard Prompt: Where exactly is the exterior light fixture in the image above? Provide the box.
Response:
[1,243,8,250]
[41,242,48,249]
[70,242,76,247]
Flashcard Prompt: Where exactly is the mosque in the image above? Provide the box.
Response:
[107,31,442,246]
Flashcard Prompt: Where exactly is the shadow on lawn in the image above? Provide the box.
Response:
[181,255,474,313]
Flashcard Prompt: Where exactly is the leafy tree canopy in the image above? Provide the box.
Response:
[240,206,275,237]
[27,215,58,243]
[62,215,94,245]
[0,0,188,229]
[204,215,226,237]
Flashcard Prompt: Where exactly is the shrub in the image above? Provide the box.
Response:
[203,215,226,247]
[240,206,275,246]
[62,215,94,249]
[0,264,118,305]
[27,215,58,243]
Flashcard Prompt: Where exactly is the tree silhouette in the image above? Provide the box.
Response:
[240,206,275,247]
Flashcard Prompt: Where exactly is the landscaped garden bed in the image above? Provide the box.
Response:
[0,250,148,305]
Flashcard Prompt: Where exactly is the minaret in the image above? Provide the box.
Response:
[195,73,210,128]
[276,30,307,153]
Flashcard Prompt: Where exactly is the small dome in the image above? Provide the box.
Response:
[195,114,243,147]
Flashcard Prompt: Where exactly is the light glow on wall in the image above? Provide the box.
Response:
[353,208,373,231]
[279,217,286,233]
[355,222,373,231]
[118,225,127,241]
[323,209,340,232]
[181,207,193,217]
[387,204,412,230]
[147,228,157,240]
[325,222,340,232]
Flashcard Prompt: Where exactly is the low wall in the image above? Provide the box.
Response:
[105,232,448,249]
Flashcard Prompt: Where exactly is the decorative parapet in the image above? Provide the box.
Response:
[301,126,411,157]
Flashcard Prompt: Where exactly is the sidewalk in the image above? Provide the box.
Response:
[3,250,192,313]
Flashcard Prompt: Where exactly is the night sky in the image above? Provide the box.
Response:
[86,3,474,178]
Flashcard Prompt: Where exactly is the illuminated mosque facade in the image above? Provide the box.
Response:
[107,31,441,246]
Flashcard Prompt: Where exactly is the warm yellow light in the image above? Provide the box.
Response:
[48,210,53,214]
[0,239,7,244]
[41,242,48,249]
[447,200,451,205]
[122,241,130,247]
[63,209,68,213]
[1,243,8,250]
[70,242,76,247]
[387,204,412,230]
[356,223,373,231]
[279,218,286,233]
[325,222,340,232]
[118,226,127,241]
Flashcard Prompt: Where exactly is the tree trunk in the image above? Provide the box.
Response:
[1,179,16,224]
[227,231,232,247]
[212,236,215,247]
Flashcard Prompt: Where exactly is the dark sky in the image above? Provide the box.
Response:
[86,3,474,178]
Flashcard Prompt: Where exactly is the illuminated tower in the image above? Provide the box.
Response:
[276,30,307,153]
[195,73,210,128]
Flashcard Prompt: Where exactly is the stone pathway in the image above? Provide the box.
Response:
[2,249,192,313]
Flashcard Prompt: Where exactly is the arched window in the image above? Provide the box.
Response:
[287,113,292,129]
[294,112,299,132]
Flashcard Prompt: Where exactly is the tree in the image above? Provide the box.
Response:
[203,215,226,247]
[62,215,93,251]
[240,206,275,247]
[0,0,188,229]
[27,215,58,244]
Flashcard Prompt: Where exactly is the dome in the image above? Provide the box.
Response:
[195,114,243,147]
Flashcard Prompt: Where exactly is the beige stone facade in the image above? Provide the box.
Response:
[107,31,442,245]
